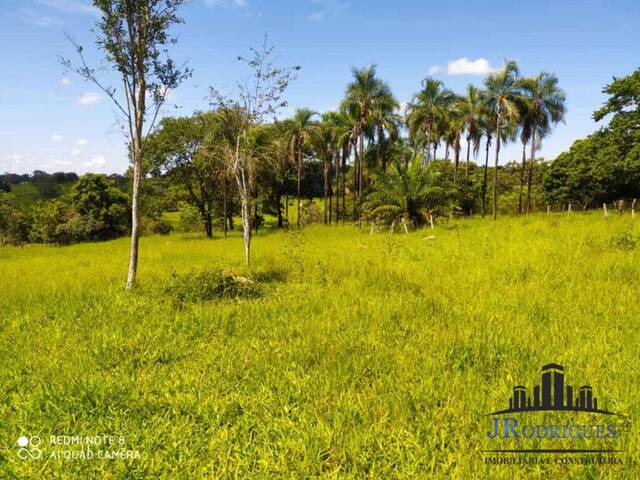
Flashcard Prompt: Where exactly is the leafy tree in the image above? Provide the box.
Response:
[209,36,300,264]
[62,0,191,288]
[146,113,221,237]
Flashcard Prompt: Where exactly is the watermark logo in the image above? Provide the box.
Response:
[17,435,43,460]
[488,363,616,416]
[15,433,141,461]
[483,363,625,466]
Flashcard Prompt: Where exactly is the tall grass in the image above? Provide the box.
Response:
[1,213,639,478]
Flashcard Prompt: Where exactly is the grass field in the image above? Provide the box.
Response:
[1,213,639,479]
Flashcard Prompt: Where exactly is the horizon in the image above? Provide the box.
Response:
[1,0,638,175]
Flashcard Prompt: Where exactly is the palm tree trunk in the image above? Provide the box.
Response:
[342,148,347,225]
[463,137,471,215]
[518,141,526,215]
[493,116,501,221]
[481,138,490,218]
[323,155,329,224]
[358,130,364,226]
[297,141,302,228]
[527,129,536,214]
[453,135,460,184]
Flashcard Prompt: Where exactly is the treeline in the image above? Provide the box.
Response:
[1,63,638,246]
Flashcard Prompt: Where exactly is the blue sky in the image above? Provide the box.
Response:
[0,0,638,174]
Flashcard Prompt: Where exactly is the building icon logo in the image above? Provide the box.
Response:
[487,363,617,416]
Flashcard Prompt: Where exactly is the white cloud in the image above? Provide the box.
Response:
[19,8,62,26]
[71,147,81,156]
[308,0,349,20]
[35,0,101,17]
[48,159,72,167]
[84,154,106,168]
[308,11,325,21]
[203,0,247,7]
[61,77,72,86]
[447,57,496,76]
[50,134,64,143]
[77,92,99,106]
[75,138,88,146]
[427,65,442,76]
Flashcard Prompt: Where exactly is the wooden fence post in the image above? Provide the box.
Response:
[603,203,608,218]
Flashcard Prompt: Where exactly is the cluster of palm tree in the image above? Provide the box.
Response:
[274,60,566,229]
[405,61,566,219]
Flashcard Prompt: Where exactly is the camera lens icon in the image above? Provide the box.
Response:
[17,435,42,460]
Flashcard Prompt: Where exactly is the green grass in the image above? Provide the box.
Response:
[1,213,640,478]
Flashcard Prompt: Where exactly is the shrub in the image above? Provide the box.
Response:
[0,193,30,245]
[300,200,322,226]
[140,217,174,236]
[177,201,201,233]
[166,268,260,305]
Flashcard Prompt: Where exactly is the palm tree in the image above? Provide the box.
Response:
[363,155,447,232]
[311,113,342,224]
[479,107,517,217]
[484,61,524,220]
[406,78,456,165]
[341,65,397,223]
[290,108,318,227]
[520,72,566,213]
[459,85,484,214]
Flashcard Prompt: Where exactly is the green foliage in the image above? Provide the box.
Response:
[543,69,640,208]
[0,193,30,245]
[177,201,201,232]
[363,155,448,228]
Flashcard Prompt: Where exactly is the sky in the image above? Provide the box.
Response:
[0,0,638,175]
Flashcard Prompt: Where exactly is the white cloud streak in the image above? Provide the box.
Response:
[447,57,496,76]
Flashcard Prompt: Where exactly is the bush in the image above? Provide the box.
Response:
[300,200,322,226]
[177,202,201,232]
[0,194,30,245]
[166,268,260,305]
[140,217,174,236]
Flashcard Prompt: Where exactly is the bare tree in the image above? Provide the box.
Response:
[61,0,190,288]
[210,35,300,265]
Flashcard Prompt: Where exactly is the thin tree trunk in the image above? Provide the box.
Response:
[204,213,213,238]
[358,131,364,226]
[276,192,283,228]
[493,116,501,221]
[223,180,228,238]
[481,138,490,218]
[297,141,302,228]
[518,141,526,215]
[342,148,346,225]
[323,155,329,224]
[463,137,471,215]
[126,146,141,289]
[453,135,460,183]
[526,129,536,214]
